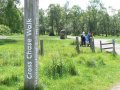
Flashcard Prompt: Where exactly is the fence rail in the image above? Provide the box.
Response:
[100,39,116,55]
[101,43,113,45]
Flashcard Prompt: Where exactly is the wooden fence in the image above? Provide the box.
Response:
[75,37,95,53]
[100,39,116,55]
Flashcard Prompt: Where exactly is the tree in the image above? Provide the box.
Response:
[39,9,46,35]
[39,0,120,37]
[0,0,8,25]
[47,4,64,36]
[87,0,102,35]
[0,0,23,33]
[69,5,82,35]
[5,0,23,33]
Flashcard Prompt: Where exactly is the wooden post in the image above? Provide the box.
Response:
[24,0,39,89]
[40,40,44,56]
[112,39,116,55]
[100,40,102,52]
[90,37,95,52]
[90,37,92,49]
[76,37,80,53]
[92,38,95,52]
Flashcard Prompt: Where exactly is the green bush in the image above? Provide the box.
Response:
[0,24,11,35]
[87,60,97,67]
[43,55,78,79]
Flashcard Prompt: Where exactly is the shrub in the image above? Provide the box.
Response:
[44,57,64,79]
[68,61,78,75]
[70,41,76,45]
[0,24,11,35]
[43,55,78,79]
[86,59,106,68]
[87,60,97,67]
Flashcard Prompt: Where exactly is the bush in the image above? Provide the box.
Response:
[0,24,11,35]
[86,59,106,68]
[44,55,78,79]
[87,60,97,67]
[44,58,65,79]
[70,41,76,45]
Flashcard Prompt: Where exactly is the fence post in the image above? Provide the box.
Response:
[90,37,95,52]
[92,38,95,52]
[76,37,80,54]
[40,40,44,56]
[112,39,116,56]
[100,40,102,52]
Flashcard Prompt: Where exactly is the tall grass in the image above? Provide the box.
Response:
[0,35,120,90]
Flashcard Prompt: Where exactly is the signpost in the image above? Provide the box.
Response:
[24,0,39,89]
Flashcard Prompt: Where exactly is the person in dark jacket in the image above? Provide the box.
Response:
[81,32,86,46]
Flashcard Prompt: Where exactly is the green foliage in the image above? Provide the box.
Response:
[0,0,23,33]
[0,24,11,35]
[87,60,97,67]
[38,0,120,37]
[0,74,19,86]
[47,4,64,36]
[5,0,23,33]
[43,55,78,79]
[86,59,106,68]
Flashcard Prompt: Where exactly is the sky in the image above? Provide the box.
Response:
[19,0,120,14]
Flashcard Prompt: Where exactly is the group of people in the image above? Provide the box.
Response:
[80,31,93,47]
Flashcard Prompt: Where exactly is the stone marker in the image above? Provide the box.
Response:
[60,30,67,39]
[24,0,39,89]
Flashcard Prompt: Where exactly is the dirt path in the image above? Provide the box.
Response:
[0,36,8,39]
[110,83,120,90]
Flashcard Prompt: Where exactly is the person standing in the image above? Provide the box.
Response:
[81,31,86,46]
[86,32,93,46]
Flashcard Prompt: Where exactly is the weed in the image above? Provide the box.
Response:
[70,41,76,45]
[87,60,97,67]
[0,75,19,86]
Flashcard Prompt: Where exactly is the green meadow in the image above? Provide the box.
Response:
[0,35,120,90]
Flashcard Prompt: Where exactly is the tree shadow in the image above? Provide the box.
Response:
[0,39,17,45]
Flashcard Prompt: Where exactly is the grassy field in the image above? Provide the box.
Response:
[0,35,120,90]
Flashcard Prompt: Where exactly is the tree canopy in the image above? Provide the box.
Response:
[1,0,120,36]
[0,0,23,33]
[39,0,120,36]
